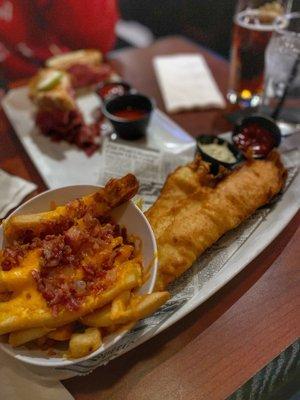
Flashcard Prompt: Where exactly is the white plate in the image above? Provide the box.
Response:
[0,185,157,371]
[1,87,195,189]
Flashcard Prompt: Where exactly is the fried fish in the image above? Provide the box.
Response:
[146,151,286,290]
[145,157,227,238]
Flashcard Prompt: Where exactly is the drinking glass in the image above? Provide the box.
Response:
[228,0,293,107]
[263,12,300,134]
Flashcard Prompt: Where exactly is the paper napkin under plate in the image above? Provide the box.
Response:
[153,53,226,113]
[0,352,74,400]
[0,169,37,218]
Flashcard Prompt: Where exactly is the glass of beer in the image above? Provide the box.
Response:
[228,0,292,107]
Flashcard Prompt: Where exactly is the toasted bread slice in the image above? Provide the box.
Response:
[46,49,102,70]
[29,68,76,111]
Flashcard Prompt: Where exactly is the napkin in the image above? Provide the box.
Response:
[0,169,37,218]
[153,54,226,113]
[0,352,74,400]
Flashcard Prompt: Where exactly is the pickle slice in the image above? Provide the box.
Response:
[37,71,63,91]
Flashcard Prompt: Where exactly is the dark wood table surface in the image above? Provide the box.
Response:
[1,36,299,400]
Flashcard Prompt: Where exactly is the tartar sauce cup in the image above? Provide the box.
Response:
[196,135,244,173]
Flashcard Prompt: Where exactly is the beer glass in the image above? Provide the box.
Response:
[228,0,293,107]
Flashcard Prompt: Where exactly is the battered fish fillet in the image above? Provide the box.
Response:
[149,151,286,290]
[145,157,227,238]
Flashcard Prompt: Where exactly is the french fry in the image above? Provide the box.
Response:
[0,172,163,359]
[9,327,53,347]
[0,248,40,292]
[68,327,101,359]
[82,291,170,327]
[81,304,112,327]
[47,323,75,341]
[4,174,138,244]
[111,290,131,319]
[114,245,134,266]
[0,261,142,335]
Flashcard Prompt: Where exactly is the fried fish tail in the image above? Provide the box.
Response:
[4,174,139,243]
[156,151,286,290]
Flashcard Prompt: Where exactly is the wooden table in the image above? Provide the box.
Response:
[1,37,299,400]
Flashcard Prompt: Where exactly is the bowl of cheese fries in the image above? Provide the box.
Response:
[0,174,167,369]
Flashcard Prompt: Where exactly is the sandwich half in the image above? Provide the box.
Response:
[29,68,100,154]
[46,49,112,88]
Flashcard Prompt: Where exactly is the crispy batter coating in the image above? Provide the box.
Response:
[147,152,286,290]
[145,157,228,238]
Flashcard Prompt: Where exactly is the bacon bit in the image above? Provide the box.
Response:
[105,268,117,285]
[32,268,81,314]
[5,211,130,314]
[82,264,96,279]
[82,213,98,231]
[64,225,88,251]
[75,280,86,293]
[0,290,13,302]
[30,216,122,313]
[18,229,35,244]
[1,246,26,271]
[42,235,74,268]
[66,199,87,219]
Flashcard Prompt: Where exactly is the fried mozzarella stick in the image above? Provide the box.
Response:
[145,157,224,238]
[4,174,138,244]
[155,152,286,290]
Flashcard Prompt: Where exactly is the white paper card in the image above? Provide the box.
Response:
[153,54,226,112]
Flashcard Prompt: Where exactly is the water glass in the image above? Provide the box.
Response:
[263,12,300,132]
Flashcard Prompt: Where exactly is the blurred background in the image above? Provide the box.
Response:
[117,0,236,56]
[119,0,300,55]
[0,0,299,81]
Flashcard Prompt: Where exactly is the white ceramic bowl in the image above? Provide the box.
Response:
[0,185,157,374]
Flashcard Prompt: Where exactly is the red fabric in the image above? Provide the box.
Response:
[45,0,118,53]
[0,0,118,80]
